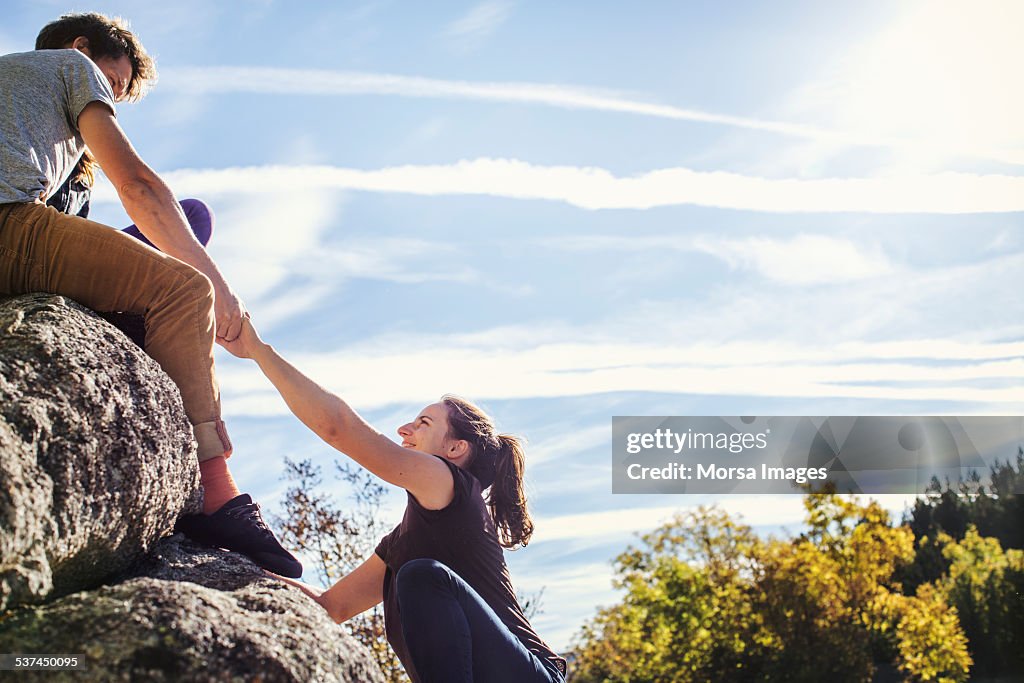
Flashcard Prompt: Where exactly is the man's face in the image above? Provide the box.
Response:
[66,38,133,102]
[92,54,132,102]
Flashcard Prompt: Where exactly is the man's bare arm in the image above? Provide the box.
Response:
[77,101,246,341]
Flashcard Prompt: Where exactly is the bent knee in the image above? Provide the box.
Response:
[178,267,215,309]
[179,198,214,246]
[396,559,449,593]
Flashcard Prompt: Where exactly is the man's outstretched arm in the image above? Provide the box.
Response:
[77,101,246,342]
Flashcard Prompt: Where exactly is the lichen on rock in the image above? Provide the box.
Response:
[0,294,384,682]
[1,294,200,611]
[0,535,384,682]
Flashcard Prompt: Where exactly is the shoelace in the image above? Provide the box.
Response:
[225,502,273,537]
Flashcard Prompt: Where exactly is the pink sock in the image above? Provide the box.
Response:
[199,456,241,514]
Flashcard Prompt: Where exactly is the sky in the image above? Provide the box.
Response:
[4,0,1023,653]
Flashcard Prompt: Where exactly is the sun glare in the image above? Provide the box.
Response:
[826,0,1023,165]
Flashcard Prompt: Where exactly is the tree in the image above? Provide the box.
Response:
[570,495,972,683]
[901,448,1024,592]
[933,527,1024,677]
[272,458,408,683]
[893,447,1024,677]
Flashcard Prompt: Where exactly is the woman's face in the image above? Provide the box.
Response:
[397,402,453,456]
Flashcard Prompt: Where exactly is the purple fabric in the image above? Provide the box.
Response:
[121,198,214,247]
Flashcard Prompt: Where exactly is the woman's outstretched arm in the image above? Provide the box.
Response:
[218,318,454,509]
[271,553,386,623]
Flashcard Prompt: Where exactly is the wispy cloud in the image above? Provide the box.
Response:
[202,192,479,329]
[694,235,894,285]
[445,0,514,52]
[92,160,1024,213]
[534,497,823,544]
[156,65,1024,165]
[546,234,896,285]
[217,332,1024,418]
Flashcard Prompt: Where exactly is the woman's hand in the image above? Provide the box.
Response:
[267,556,385,624]
[217,314,266,359]
[264,570,328,610]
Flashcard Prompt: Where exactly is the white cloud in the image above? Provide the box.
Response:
[693,234,894,285]
[218,332,1024,419]
[192,191,481,330]
[533,495,881,545]
[205,192,340,327]
[156,62,1024,166]
[91,159,1024,213]
[527,424,609,466]
[445,0,514,51]
[156,65,833,138]
[208,240,1022,420]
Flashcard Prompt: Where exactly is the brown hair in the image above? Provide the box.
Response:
[441,395,534,549]
[36,12,157,103]
[36,13,157,188]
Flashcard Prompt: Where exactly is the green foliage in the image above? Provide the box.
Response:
[934,527,1024,677]
[900,448,1024,590]
[570,496,973,683]
[895,447,1024,675]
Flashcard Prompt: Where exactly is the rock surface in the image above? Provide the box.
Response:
[0,535,385,682]
[0,294,201,612]
[0,293,385,681]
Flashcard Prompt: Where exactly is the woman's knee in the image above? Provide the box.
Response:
[178,198,214,247]
[396,559,450,599]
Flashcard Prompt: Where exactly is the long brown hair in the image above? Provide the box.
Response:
[441,395,534,549]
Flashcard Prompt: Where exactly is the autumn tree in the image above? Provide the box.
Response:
[570,495,972,683]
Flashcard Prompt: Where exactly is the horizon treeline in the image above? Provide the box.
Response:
[568,449,1024,682]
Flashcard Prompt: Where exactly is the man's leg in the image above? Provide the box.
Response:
[104,201,215,365]
[0,204,225,448]
[0,203,301,577]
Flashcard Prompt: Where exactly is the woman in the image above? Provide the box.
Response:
[220,318,567,683]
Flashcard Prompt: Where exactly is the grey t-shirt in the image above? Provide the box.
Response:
[0,49,116,204]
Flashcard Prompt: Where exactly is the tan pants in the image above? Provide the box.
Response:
[0,202,231,461]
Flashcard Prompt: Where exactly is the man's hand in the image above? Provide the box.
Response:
[213,281,247,342]
[217,315,266,359]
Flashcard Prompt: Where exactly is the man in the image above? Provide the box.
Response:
[0,12,301,577]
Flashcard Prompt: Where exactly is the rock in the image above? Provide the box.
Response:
[0,535,385,682]
[0,293,386,681]
[0,294,201,612]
